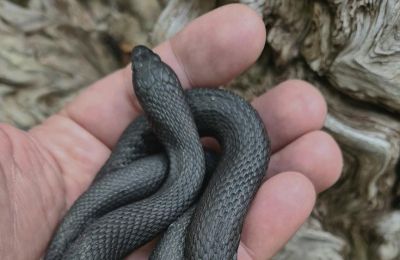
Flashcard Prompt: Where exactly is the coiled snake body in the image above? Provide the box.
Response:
[45,46,270,259]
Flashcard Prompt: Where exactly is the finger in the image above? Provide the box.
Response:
[126,174,315,260]
[126,240,157,260]
[28,3,266,205]
[201,80,327,153]
[238,172,316,260]
[58,4,266,148]
[266,130,343,193]
[252,80,327,152]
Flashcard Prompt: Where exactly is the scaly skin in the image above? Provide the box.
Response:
[45,46,270,260]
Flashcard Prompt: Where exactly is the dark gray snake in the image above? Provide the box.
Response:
[44,46,270,259]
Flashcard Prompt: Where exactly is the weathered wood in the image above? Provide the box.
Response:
[1,0,399,259]
[237,1,400,259]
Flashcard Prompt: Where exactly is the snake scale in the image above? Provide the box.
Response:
[45,46,271,259]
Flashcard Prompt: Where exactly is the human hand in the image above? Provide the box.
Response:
[0,4,342,260]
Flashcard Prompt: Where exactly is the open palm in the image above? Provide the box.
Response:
[0,4,342,260]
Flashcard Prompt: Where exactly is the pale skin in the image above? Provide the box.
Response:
[0,4,343,260]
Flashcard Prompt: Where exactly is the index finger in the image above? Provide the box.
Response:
[59,4,266,148]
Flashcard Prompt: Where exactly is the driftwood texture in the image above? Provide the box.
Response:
[0,0,399,259]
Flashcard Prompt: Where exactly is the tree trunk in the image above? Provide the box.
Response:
[0,0,399,259]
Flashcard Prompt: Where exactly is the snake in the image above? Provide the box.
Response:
[44,45,271,259]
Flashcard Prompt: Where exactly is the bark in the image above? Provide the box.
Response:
[1,0,399,259]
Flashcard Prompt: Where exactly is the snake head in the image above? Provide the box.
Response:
[131,46,163,92]
[131,45,183,107]
[131,46,161,70]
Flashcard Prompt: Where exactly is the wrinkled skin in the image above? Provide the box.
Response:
[0,4,342,260]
